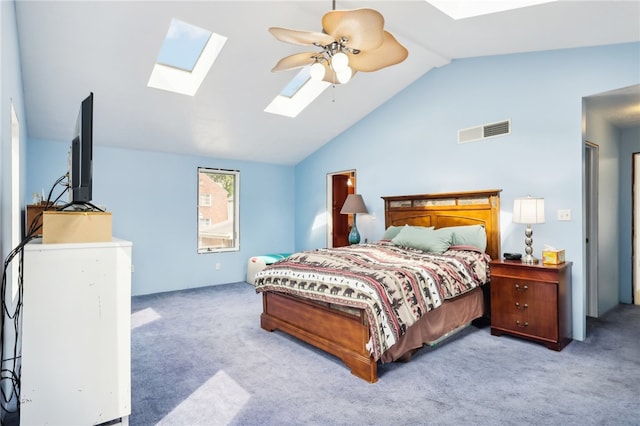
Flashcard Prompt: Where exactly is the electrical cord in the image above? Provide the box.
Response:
[0,173,69,423]
[53,173,104,213]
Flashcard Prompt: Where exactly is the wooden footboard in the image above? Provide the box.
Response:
[261,291,378,383]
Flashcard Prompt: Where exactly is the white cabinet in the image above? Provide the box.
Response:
[20,238,132,425]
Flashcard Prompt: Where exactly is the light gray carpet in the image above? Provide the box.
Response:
[131,282,640,426]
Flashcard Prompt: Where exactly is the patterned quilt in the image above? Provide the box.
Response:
[254,241,491,360]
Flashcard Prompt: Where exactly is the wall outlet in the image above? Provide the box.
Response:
[557,209,572,221]
[215,263,221,270]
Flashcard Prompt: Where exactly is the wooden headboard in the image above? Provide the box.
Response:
[382,189,502,260]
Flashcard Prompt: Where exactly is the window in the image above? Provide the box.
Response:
[198,167,239,253]
[264,65,330,118]
[200,193,212,207]
[148,18,227,96]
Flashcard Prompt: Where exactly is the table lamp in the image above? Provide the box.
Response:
[513,196,545,263]
[340,194,368,244]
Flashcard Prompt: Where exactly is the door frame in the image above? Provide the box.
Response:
[584,141,599,317]
[633,152,640,305]
[326,169,356,248]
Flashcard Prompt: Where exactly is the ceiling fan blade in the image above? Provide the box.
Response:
[269,27,335,46]
[271,52,318,72]
[322,8,385,51]
[348,31,408,72]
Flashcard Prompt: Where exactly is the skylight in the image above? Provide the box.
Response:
[264,67,331,118]
[427,0,556,20]
[280,67,312,98]
[157,19,211,72]
[148,18,227,96]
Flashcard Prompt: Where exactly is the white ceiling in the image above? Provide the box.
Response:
[14,1,640,165]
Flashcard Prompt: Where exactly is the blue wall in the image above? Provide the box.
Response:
[26,140,295,295]
[294,43,640,341]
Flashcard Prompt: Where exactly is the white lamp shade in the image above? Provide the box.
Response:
[513,197,545,224]
[310,62,326,80]
[331,51,349,72]
[340,194,368,214]
[336,66,352,84]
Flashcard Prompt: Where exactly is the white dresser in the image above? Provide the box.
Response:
[20,238,132,426]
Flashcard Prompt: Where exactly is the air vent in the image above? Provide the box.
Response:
[458,120,511,144]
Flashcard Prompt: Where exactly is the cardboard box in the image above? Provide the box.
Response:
[42,211,112,244]
[542,249,565,265]
[25,202,54,237]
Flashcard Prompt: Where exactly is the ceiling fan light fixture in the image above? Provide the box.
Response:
[268,5,407,93]
[336,66,352,84]
[310,61,326,80]
[331,51,349,72]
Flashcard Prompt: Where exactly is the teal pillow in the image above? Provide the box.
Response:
[391,226,452,254]
[448,225,487,251]
[381,225,404,240]
[382,225,434,241]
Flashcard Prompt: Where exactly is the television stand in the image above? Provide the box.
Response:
[57,201,105,212]
[20,239,132,425]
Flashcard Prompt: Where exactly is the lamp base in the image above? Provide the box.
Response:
[522,225,538,264]
[348,226,360,245]
[348,215,361,244]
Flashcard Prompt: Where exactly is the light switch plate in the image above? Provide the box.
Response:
[557,209,572,221]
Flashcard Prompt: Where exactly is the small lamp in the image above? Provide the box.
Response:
[513,196,545,264]
[340,194,368,244]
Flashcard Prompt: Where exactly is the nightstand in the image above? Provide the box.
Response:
[490,259,572,351]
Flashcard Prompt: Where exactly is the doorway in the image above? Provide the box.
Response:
[326,170,355,248]
[584,141,599,316]
[633,153,640,305]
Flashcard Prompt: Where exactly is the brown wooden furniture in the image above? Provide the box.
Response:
[490,260,572,351]
[25,203,54,237]
[260,189,502,383]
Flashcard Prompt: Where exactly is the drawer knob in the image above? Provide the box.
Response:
[515,320,529,328]
[515,302,528,310]
[515,284,529,291]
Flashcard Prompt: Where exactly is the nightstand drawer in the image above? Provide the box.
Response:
[490,276,558,341]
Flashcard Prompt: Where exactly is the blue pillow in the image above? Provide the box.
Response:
[382,225,434,241]
[391,226,452,254]
[381,225,404,240]
[448,225,487,251]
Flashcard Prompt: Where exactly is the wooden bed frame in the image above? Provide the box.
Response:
[260,189,502,383]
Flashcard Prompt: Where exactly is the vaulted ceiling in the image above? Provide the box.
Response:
[14,1,640,165]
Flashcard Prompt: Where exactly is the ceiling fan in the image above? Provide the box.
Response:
[269,2,408,84]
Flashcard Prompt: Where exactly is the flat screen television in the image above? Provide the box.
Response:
[69,92,93,204]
